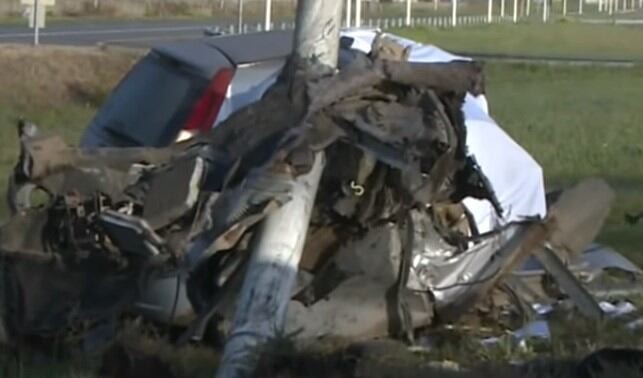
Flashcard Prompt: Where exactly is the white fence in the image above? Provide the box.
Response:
[219,0,643,35]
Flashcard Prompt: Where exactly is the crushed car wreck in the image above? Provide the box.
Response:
[0,15,641,378]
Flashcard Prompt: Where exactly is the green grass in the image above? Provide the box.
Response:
[0,44,137,221]
[482,62,643,262]
[393,22,643,60]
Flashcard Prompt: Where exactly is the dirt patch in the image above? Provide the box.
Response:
[0,44,139,108]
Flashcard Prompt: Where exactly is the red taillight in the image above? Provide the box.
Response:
[183,67,234,133]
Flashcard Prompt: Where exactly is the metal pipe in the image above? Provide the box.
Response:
[215,0,340,376]
[265,0,272,31]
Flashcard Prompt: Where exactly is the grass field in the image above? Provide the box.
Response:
[393,22,643,60]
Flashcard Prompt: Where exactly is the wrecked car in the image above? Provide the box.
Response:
[1,30,639,353]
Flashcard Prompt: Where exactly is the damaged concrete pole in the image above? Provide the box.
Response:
[215,1,341,377]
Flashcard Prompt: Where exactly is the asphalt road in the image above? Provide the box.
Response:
[0,20,231,47]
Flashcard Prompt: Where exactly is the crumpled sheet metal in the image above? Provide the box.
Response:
[0,36,497,342]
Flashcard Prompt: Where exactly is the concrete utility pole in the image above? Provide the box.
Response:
[501,0,506,17]
[452,0,457,26]
[264,0,272,31]
[406,0,412,26]
[237,0,243,33]
[488,0,493,23]
[355,0,362,27]
[345,0,352,28]
[579,0,583,14]
[563,0,567,15]
[543,0,548,22]
[434,0,439,11]
[214,0,339,377]
[513,0,518,22]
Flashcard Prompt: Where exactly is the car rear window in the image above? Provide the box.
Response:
[85,52,209,147]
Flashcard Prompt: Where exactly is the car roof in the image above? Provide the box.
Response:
[204,30,294,64]
[151,31,294,78]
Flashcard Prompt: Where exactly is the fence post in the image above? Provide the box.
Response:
[237,0,243,33]
[264,0,272,30]
[513,0,518,22]
[355,0,362,27]
[487,0,494,22]
[526,0,531,16]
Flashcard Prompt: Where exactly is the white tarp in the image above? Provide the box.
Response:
[342,29,547,233]
[217,29,547,233]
